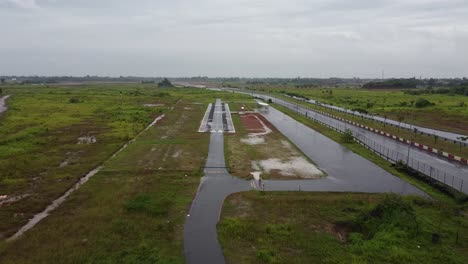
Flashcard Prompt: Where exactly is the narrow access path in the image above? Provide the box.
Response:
[184,99,425,264]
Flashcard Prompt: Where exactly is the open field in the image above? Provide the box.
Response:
[0,88,219,262]
[0,84,175,238]
[219,192,468,264]
[0,84,255,239]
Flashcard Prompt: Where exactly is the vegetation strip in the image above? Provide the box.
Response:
[219,192,468,264]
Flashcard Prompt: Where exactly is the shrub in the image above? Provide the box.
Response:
[414,98,434,108]
[341,129,354,143]
[68,97,80,103]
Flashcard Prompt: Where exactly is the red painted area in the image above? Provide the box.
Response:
[240,113,275,132]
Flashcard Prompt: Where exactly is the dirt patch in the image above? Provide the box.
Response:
[172,150,183,158]
[323,222,355,242]
[240,114,274,145]
[252,157,323,178]
[77,136,97,144]
[240,113,275,132]
[0,194,32,206]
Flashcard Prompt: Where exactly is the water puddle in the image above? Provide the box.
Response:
[0,95,11,115]
[0,194,31,206]
[77,136,97,144]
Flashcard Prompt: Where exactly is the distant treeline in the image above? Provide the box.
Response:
[363,78,468,91]
[404,85,468,96]
[363,78,420,89]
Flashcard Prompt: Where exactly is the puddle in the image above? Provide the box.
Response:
[77,136,97,144]
[172,150,183,158]
[252,157,323,178]
[0,194,31,206]
[0,95,11,115]
[143,103,165,107]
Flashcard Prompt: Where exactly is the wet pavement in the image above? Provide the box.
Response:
[287,95,468,143]
[259,106,427,195]
[184,99,426,264]
[254,95,468,192]
[0,95,11,115]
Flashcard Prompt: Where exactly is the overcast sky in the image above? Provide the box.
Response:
[0,0,467,78]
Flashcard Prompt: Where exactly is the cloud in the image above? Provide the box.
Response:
[3,0,39,9]
[0,0,467,77]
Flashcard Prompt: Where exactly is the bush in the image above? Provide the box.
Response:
[68,97,80,103]
[414,98,434,108]
[158,78,173,88]
[341,129,354,143]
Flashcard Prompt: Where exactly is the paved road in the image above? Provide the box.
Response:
[184,99,426,264]
[295,96,467,143]
[220,90,467,184]
[184,100,250,264]
[257,95,468,190]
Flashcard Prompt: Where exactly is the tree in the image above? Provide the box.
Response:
[341,129,354,143]
[397,113,405,131]
[158,78,173,88]
[0,78,5,84]
[457,136,468,153]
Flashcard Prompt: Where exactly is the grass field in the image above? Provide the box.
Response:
[219,192,468,264]
[0,84,179,238]
[0,84,262,262]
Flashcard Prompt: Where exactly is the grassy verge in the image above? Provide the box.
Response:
[273,103,465,204]
[0,98,210,263]
[219,192,468,264]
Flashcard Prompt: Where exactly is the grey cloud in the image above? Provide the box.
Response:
[0,0,467,77]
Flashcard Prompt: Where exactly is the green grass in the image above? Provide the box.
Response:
[219,192,468,264]
[272,103,466,204]
[0,84,176,238]
[0,85,259,262]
